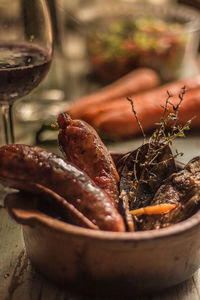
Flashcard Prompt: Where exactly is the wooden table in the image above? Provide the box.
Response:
[1,135,200,300]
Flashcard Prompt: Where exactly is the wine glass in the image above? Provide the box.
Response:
[0,0,53,144]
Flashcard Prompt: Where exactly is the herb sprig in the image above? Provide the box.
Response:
[128,87,192,184]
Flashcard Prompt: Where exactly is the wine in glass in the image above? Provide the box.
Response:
[0,0,53,144]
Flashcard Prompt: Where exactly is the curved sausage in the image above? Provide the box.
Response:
[57,113,119,207]
[0,144,125,232]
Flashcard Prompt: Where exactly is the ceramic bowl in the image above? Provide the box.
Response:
[4,154,200,296]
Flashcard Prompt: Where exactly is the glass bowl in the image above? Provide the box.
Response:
[75,2,200,83]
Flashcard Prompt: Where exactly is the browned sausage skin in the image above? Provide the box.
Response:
[57,113,120,207]
[0,144,125,232]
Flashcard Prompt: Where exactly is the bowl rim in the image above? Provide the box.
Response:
[7,194,200,242]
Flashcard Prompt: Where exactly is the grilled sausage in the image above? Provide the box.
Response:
[0,144,125,232]
[57,113,120,207]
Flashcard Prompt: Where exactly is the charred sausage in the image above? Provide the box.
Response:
[57,113,120,207]
[0,144,125,232]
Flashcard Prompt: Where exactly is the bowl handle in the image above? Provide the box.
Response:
[4,192,47,227]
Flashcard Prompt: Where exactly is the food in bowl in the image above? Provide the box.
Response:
[1,89,200,232]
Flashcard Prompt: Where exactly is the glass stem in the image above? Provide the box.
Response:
[1,103,14,144]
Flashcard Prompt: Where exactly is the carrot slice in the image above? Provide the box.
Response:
[129,203,177,216]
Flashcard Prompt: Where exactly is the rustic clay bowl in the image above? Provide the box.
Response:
[4,191,200,296]
[4,154,200,296]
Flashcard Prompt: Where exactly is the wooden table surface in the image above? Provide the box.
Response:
[1,135,200,300]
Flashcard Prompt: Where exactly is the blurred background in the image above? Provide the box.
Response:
[8,0,200,147]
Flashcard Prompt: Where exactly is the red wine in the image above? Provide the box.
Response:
[0,43,51,103]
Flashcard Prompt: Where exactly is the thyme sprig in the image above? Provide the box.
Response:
[127,97,146,141]
[128,87,192,184]
[151,86,190,147]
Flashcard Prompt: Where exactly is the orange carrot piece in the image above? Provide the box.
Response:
[129,203,177,216]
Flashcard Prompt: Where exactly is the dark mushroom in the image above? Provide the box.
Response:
[134,156,200,230]
[118,143,177,231]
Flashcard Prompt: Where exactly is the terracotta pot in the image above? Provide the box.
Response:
[5,191,200,296]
